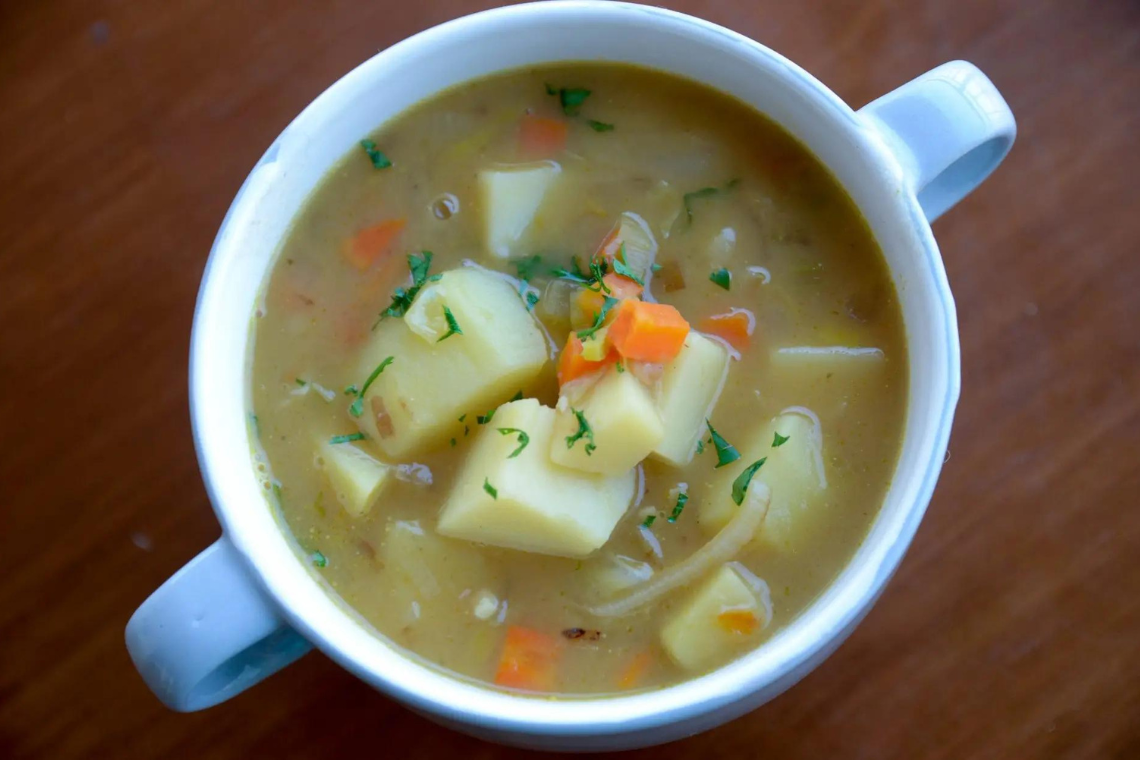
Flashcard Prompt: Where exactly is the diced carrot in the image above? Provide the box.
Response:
[518,115,569,158]
[494,626,562,691]
[608,300,690,363]
[558,333,617,385]
[698,309,755,352]
[617,650,655,690]
[575,274,643,324]
[717,609,760,636]
[343,218,407,271]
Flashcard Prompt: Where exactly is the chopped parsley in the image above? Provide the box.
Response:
[329,432,366,444]
[513,254,546,282]
[437,306,463,342]
[706,420,740,468]
[611,245,644,285]
[483,478,498,499]
[616,360,625,373]
[544,82,557,96]
[642,514,657,528]
[458,414,467,422]
[375,251,436,324]
[511,390,524,402]
[565,408,596,455]
[709,268,732,291]
[681,179,740,227]
[587,119,615,132]
[650,262,663,273]
[696,439,705,455]
[348,356,394,417]
[526,291,540,310]
[497,427,530,458]
[576,295,620,340]
[450,438,457,447]
[477,409,496,425]
[731,458,768,505]
[344,385,359,396]
[668,492,689,523]
[589,258,611,291]
[359,139,391,169]
[295,378,307,386]
[551,256,590,283]
[310,550,328,568]
[557,87,591,115]
[772,431,790,448]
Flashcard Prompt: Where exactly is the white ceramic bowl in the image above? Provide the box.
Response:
[126,1,1014,750]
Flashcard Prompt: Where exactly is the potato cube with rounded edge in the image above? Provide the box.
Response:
[660,563,772,672]
[438,399,636,558]
[651,332,730,467]
[551,366,665,476]
[315,437,391,517]
[480,161,561,258]
[354,267,548,458]
[699,411,824,549]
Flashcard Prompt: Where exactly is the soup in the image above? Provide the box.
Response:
[250,64,907,695]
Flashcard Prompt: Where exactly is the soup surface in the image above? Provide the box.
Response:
[250,64,907,695]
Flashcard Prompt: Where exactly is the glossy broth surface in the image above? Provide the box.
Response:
[250,64,907,694]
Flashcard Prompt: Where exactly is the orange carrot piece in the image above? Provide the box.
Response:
[575,274,642,323]
[344,218,407,271]
[519,115,569,158]
[698,309,755,352]
[595,223,623,262]
[558,333,617,385]
[717,609,760,636]
[608,300,690,363]
[494,626,562,691]
[617,650,655,690]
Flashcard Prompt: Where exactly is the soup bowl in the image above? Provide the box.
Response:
[125,1,1014,750]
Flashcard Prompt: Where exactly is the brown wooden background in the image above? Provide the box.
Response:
[2,1,1138,758]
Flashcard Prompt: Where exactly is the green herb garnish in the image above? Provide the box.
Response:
[375,251,436,324]
[526,291,540,310]
[709,268,732,291]
[696,440,705,455]
[589,258,611,292]
[681,179,740,227]
[565,408,596,455]
[329,432,366,444]
[344,385,359,396]
[483,478,498,499]
[772,432,790,448]
[359,139,391,169]
[311,550,328,568]
[576,295,620,340]
[450,438,457,447]
[437,306,463,342]
[458,414,467,422]
[477,409,495,425]
[668,492,689,523]
[511,390,524,402]
[295,378,307,386]
[587,119,615,132]
[611,244,644,285]
[513,254,546,282]
[558,87,591,115]
[651,262,663,273]
[497,427,530,458]
[642,514,657,528]
[544,82,557,96]
[706,420,740,468]
[731,458,768,505]
[551,256,590,283]
[348,356,394,417]
[616,360,625,373]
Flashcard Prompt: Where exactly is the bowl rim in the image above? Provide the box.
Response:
[189,0,959,737]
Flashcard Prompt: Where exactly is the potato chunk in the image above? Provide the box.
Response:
[438,399,636,558]
[660,564,771,672]
[651,332,730,466]
[315,438,391,517]
[699,411,825,549]
[354,267,548,458]
[550,367,664,475]
[480,161,561,258]
[766,346,886,412]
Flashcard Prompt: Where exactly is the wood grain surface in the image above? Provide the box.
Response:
[2,1,1138,757]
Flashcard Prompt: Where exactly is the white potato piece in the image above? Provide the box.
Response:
[354,267,548,458]
[699,411,825,549]
[438,399,636,558]
[660,563,772,672]
[651,333,730,466]
[550,367,664,475]
[480,161,561,258]
[315,438,391,517]
[766,346,886,403]
[381,519,502,626]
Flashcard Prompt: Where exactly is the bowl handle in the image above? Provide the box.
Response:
[125,537,311,711]
[859,60,1016,222]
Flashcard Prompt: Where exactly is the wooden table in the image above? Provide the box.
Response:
[2,1,1138,757]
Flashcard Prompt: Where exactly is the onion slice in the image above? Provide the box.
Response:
[583,481,771,618]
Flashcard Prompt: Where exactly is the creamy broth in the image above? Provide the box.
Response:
[250,64,906,694]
